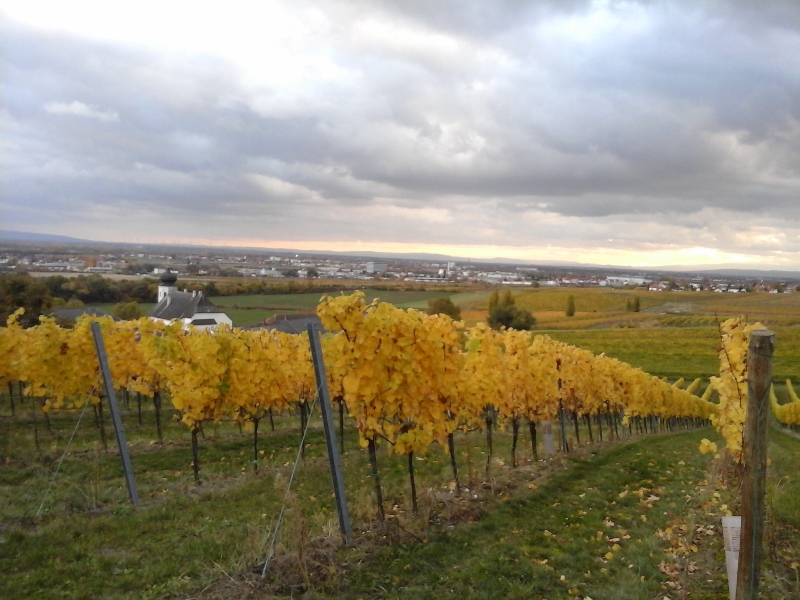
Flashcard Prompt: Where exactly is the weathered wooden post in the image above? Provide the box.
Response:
[735,329,774,600]
[541,420,555,457]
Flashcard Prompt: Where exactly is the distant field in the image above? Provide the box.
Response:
[209,289,488,326]
[454,287,800,380]
[544,326,800,381]
[210,288,800,381]
[457,287,800,330]
[89,287,800,381]
[513,287,662,313]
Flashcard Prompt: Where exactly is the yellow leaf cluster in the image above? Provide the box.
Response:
[772,380,800,426]
[708,316,766,460]
[6,292,718,446]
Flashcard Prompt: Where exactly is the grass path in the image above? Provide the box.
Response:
[300,428,799,600]
[3,423,798,600]
[314,429,718,599]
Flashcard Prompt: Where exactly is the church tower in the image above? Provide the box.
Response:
[157,269,178,302]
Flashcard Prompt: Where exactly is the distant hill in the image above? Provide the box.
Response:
[0,230,95,244]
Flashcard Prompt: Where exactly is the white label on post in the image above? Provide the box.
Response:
[722,516,742,600]
[722,516,741,552]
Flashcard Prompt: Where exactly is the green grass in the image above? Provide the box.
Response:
[514,288,663,314]
[768,425,800,529]
[304,428,799,599]
[12,287,800,598]
[209,292,323,310]
[2,401,798,599]
[542,326,800,381]
[461,287,800,330]
[0,399,569,599]
[331,432,717,599]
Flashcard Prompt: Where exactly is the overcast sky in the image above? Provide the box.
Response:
[2,0,800,268]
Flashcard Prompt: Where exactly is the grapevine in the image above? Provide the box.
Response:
[5,292,717,507]
[708,316,766,461]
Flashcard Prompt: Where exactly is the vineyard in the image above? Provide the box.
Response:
[1,293,720,483]
[2,292,800,598]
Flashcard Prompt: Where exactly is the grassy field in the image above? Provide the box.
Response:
[322,427,800,600]
[208,289,488,327]
[2,398,798,599]
[542,326,800,381]
[21,286,799,598]
[95,284,800,333]
[480,288,800,329]
[87,285,800,383]
[458,287,800,379]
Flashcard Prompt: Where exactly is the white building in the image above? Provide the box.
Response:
[150,270,232,330]
[365,261,388,274]
[605,276,649,287]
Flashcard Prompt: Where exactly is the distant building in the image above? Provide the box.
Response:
[605,276,649,287]
[85,266,114,273]
[150,270,232,330]
[260,268,284,277]
[365,261,388,274]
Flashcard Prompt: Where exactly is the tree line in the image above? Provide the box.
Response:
[0,272,466,328]
[0,273,158,327]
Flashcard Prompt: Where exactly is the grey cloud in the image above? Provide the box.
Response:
[3,2,800,265]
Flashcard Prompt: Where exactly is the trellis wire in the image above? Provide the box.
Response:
[36,400,91,517]
[261,393,318,577]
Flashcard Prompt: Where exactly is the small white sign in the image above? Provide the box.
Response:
[722,516,742,599]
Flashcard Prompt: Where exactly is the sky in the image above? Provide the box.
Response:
[2,0,800,269]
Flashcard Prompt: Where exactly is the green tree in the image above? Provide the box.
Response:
[426,296,461,320]
[565,295,576,317]
[307,268,319,278]
[64,298,85,309]
[487,290,499,314]
[632,296,640,312]
[488,305,535,330]
[500,289,514,307]
[43,275,71,300]
[203,281,219,297]
[61,274,119,303]
[113,301,144,320]
[0,273,54,327]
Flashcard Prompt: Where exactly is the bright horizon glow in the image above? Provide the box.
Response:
[61,231,786,269]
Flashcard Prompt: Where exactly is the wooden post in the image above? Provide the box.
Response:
[736,329,774,600]
[541,419,555,457]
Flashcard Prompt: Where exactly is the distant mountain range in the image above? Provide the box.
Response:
[2,230,799,278]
